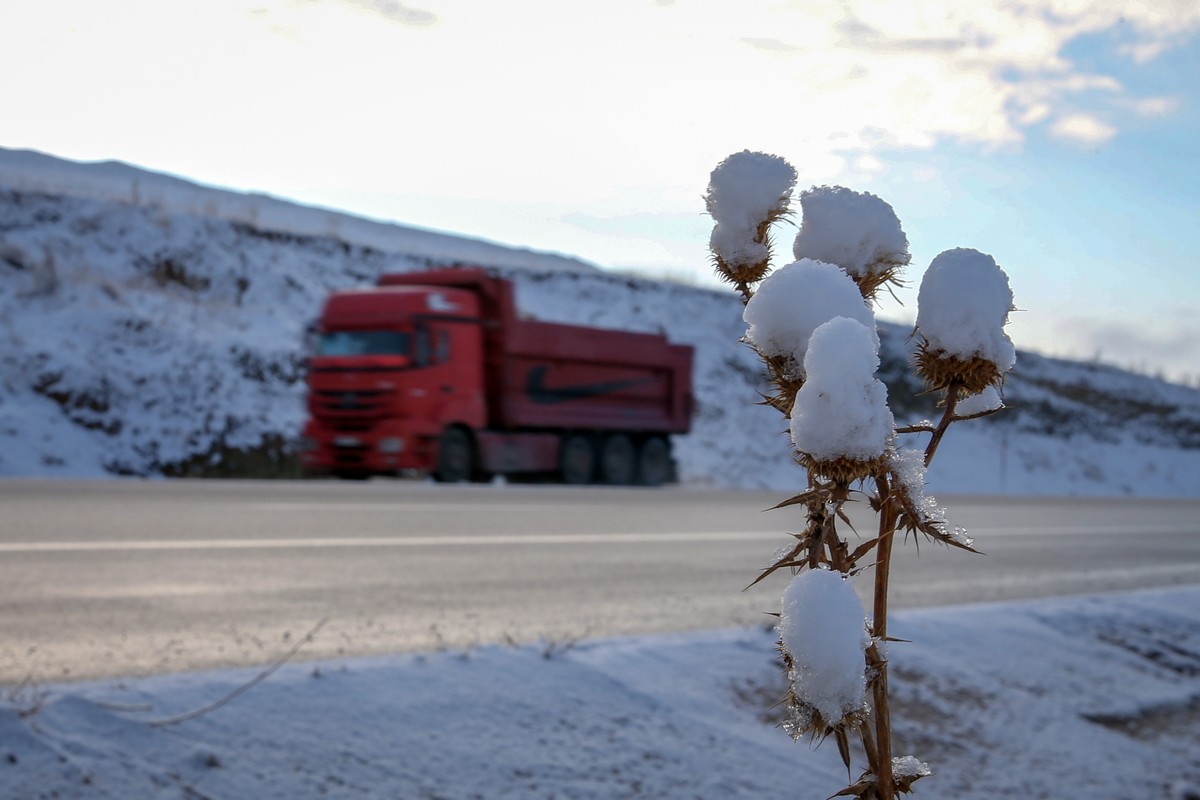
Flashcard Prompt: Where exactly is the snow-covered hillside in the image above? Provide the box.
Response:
[0,148,598,275]
[2,152,1198,495]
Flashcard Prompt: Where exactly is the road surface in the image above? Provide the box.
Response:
[1,478,1198,684]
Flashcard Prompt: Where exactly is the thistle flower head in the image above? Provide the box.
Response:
[795,452,888,486]
[789,317,894,483]
[743,259,878,383]
[705,151,797,291]
[792,185,910,302]
[914,346,1006,398]
[914,248,1015,397]
[778,568,871,733]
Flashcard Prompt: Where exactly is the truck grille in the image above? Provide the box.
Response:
[328,420,373,433]
[313,389,389,416]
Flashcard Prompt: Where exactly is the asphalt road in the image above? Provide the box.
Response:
[2,478,1198,684]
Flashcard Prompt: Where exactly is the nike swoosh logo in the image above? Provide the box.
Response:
[526,365,657,404]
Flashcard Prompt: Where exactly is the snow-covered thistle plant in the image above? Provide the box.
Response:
[704,152,1016,799]
[705,150,798,302]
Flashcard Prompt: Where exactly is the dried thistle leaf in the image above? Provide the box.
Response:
[913,517,981,553]
[827,772,876,799]
[835,506,859,536]
[766,489,823,512]
[849,537,882,564]
[835,728,853,777]
[746,557,809,590]
[746,534,817,590]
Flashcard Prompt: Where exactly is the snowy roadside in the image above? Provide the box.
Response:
[2,585,1199,799]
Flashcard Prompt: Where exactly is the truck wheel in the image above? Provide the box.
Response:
[560,434,595,485]
[435,427,476,483]
[600,434,636,485]
[636,436,672,487]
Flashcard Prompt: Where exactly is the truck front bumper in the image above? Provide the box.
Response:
[301,420,433,476]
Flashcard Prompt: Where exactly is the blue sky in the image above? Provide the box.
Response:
[2,0,1198,381]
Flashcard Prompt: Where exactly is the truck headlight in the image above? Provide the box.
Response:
[378,437,405,454]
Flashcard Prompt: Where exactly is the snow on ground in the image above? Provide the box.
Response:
[924,425,1200,497]
[1,585,1197,799]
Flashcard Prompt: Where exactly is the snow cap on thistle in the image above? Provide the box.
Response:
[915,248,1016,396]
[705,151,797,289]
[790,316,894,483]
[778,568,871,730]
[743,259,878,381]
[792,185,910,301]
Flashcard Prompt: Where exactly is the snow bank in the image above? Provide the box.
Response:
[2,586,1197,799]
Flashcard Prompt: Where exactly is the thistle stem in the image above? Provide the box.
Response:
[825,484,852,572]
[923,387,961,467]
[871,472,898,800]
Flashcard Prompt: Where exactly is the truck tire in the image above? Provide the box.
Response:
[636,436,672,487]
[434,427,477,483]
[600,434,636,485]
[560,434,595,485]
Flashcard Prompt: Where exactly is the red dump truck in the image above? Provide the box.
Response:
[300,268,694,484]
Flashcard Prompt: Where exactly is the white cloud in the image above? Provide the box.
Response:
[0,0,1196,206]
[1018,102,1054,126]
[338,0,436,26]
[911,166,941,184]
[1049,113,1118,145]
[1133,96,1181,117]
[852,154,887,175]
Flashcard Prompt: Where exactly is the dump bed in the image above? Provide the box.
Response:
[376,269,693,434]
[498,317,692,433]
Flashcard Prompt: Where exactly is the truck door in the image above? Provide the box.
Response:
[412,317,486,431]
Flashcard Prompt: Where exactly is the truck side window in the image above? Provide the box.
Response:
[415,328,432,367]
[436,330,451,364]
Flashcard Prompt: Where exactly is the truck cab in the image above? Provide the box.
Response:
[301,286,486,478]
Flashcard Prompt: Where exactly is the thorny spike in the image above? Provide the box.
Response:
[836,728,853,779]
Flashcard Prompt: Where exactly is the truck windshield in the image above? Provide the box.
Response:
[315,330,410,357]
